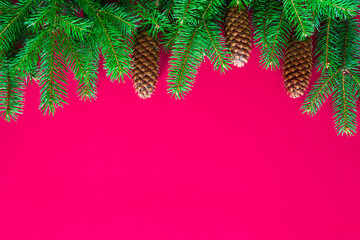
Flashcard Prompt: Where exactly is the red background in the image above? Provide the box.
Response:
[1,48,360,240]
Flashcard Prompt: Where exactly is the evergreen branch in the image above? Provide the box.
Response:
[0,13,21,51]
[289,0,306,33]
[200,0,224,20]
[253,0,291,69]
[283,0,314,40]
[265,13,289,69]
[162,0,193,50]
[134,0,159,24]
[167,23,204,99]
[335,18,360,71]
[98,10,133,30]
[0,1,14,14]
[348,70,360,101]
[167,0,225,98]
[229,0,252,10]
[78,0,134,82]
[253,0,271,48]
[77,31,100,100]
[56,14,90,41]
[341,21,349,69]
[315,17,339,73]
[62,33,98,101]
[203,20,231,73]
[303,17,360,136]
[39,30,68,115]
[162,24,180,51]
[301,70,338,115]
[177,0,192,24]
[322,18,331,70]
[0,10,21,37]
[332,72,357,136]
[25,4,51,33]
[0,0,39,53]
[98,4,137,36]
[132,0,169,37]
[163,0,224,50]
[309,0,358,20]
[93,13,120,68]
[164,0,174,19]
[11,31,45,79]
[0,70,25,121]
[100,24,131,82]
[201,0,230,72]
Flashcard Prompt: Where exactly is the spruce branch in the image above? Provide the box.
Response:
[132,0,170,37]
[39,30,68,115]
[335,18,360,71]
[202,0,230,72]
[301,70,337,115]
[229,0,252,10]
[0,1,14,15]
[203,20,231,73]
[62,34,99,101]
[0,62,25,122]
[309,0,358,21]
[303,17,360,136]
[97,3,138,36]
[176,0,193,25]
[330,18,360,136]
[253,0,271,48]
[11,32,45,79]
[76,51,99,100]
[314,17,339,73]
[167,23,205,99]
[283,0,314,40]
[351,71,360,102]
[25,3,52,33]
[163,0,174,20]
[167,0,231,98]
[56,14,91,41]
[332,73,357,136]
[162,0,193,50]
[253,0,292,69]
[0,0,39,53]
[76,0,137,82]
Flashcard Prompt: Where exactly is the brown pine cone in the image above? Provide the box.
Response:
[283,37,313,98]
[132,30,160,99]
[224,7,252,67]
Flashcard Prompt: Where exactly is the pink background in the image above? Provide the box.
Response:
[1,48,360,240]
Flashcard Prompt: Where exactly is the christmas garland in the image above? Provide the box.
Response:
[0,0,359,136]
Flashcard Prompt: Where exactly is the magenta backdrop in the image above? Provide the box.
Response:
[1,48,360,240]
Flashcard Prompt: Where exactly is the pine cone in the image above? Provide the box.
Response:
[224,8,252,67]
[132,30,160,99]
[283,37,313,98]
